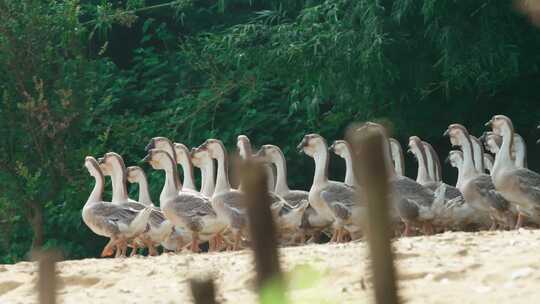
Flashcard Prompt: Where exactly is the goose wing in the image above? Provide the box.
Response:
[87,203,141,235]
[282,191,309,207]
[472,175,510,211]
[514,169,540,203]
[321,182,356,220]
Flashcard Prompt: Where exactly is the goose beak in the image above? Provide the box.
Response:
[484,119,493,127]
[141,154,151,163]
[296,138,307,153]
[145,140,155,152]
[97,157,105,164]
[407,148,412,154]
[537,124,540,130]
[536,139,540,144]
[443,129,450,137]
[444,156,450,164]
[328,143,335,152]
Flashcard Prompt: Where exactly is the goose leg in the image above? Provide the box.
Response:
[191,232,200,253]
[232,232,242,251]
[330,229,339,243]
[422,222,434,235]
[402,223,412,237]
[516,213,525,229]
[101,239,116,257]
[130,241,138,257]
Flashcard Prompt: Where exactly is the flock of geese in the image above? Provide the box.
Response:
[81,114,540,257]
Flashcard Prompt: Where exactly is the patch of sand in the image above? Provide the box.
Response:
[2,229,540,303]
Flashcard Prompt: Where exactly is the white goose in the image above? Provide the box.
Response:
[236,135,308,243]
[98,152,160,255]
[143,149,226,252]
[443,124,514,229]
[486,115,540,227]
[82,156,152,258]
[255,144,331,243]
[197,139,247,250]
[329,140,357,186]
[297,134,364,242]
[126,166,180,255]
[358,123,445,236]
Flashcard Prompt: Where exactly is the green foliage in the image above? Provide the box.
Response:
[1,0,540,262]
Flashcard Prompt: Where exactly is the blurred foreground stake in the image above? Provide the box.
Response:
[241,160,287,304]
[33,249,62,304]
[349,127,400,304]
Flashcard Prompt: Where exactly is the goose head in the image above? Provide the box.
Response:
[443,124,470,147]
[297,134,327,157]
[145,137,176,161]
[173,143,191,165]
[142,149,175,171]
[407,136,424,160]
[198,139,226,160]
[126,166,146,184]
[329,140,351,159]
[237,135,252,159]
[446,150,463,169]
[255,144,279,163]
[485,115,514,137]
[85,156,103,178]
[190,147,211,168]
[98,152,126,177]
[481,131,501,154]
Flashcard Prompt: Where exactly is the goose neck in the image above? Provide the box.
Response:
[342,152,356,186]
[136,175,153,205]
[414,146,431,184]
[179,155,196,191]
[493,124,515,175]
[312,148,329,185]
[86,172,104,205]
[214,149,231,194]
[110,161,129,203]
[458,133,478,179]
[273,151,290,195]
[200,160,215,197]
[160,165,181,204]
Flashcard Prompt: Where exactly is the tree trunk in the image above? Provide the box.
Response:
[29,204,43,249]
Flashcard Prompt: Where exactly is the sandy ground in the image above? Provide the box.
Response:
[1,229,540,303]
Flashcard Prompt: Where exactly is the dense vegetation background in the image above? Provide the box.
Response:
[1,0,540,263]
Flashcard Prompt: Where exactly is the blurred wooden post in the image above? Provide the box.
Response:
[348,128,399,304]
[240,160,287,303]
[190,278,217,304]
[33,249,62,304]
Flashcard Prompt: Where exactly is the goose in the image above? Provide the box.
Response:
[98,152,161,255]
[445,151,491,230]
[236,135,310,240]
[422,141,442,182]
[297,134,365,242]
[255,144,331,243]
[443,124,514,229]
[126,166,180,255]
[145,137,198,194]
[196,139,247,250]
[486,115,540,227]
[408,136,462,200]
[358,123,446,236]
[82,156,152,258]
[142,149,226,252]
[389,138,405,177]
[482,131,526,169]
[329,140,357,186]
[174,143,198,192]
[190,147,216,198]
